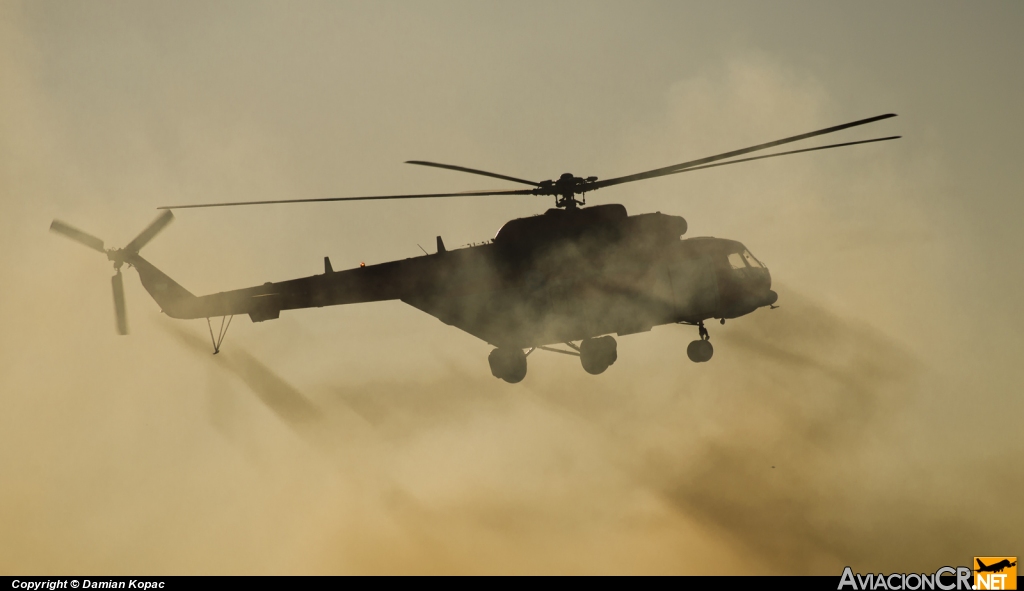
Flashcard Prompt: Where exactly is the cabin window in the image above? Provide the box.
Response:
[743,250,764,268]
[728,252,746,269]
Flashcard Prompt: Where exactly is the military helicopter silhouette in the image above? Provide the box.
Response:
[51,114,899,383]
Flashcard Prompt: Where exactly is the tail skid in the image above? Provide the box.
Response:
[131,253,241,353]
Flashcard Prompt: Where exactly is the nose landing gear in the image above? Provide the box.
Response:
[686,321,714,363]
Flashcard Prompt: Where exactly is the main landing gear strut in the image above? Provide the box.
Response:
[488,335,619,383]
[686,321,714,363]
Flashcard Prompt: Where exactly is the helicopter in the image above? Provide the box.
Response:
[51,114,899,383]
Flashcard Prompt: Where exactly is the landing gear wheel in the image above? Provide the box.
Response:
[686,321,714,363]
[686,339,714,363]
[579,335,617,375]
[488,347,527,383]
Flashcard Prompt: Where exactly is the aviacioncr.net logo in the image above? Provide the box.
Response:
[838,567,973,590]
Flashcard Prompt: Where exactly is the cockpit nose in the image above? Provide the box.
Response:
[728,247,777,308]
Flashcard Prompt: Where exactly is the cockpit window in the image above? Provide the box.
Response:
[728,252,746,269]
[743,250,764,269]
[728,249,765,270]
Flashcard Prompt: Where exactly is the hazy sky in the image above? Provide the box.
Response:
[1,1,1021,574]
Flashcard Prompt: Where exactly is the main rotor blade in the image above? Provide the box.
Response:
[158,188,536,210]
[49,220,106,253]
[589,113,897,191]
[124,210,174,253]
[655,135,902,177]
[112,271,128,336]
[406,160,541,187]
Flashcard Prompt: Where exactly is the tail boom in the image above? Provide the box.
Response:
[129,253,408,321]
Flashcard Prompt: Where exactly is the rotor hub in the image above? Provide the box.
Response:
[538,172,600,209]
[106,248,127,269]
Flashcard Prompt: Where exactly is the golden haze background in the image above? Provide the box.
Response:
[1,0,1021,574]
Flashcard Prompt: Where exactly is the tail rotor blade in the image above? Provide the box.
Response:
[50,220,106,253]
[125,210,174,253]
[112,271,128,336]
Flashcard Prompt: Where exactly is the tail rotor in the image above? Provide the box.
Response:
[50,211,174,335]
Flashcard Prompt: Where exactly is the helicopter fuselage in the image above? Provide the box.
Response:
[133,204,777,349]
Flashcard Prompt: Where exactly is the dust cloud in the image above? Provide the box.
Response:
[4,286,1014,574]
[2,1,1022,575]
